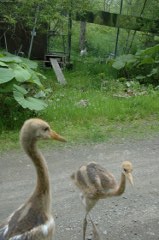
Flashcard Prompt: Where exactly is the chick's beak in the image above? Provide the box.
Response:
[50,130,66,142]
[127,172,134,186]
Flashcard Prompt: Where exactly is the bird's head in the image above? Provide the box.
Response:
[20,118,66,142]
[122,161,133,186]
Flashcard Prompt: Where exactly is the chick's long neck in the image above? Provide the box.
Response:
[106,172,126,197]
[116,172,126,195]
[22,136,51,212]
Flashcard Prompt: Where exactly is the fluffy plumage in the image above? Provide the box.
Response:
[71,161,133,240]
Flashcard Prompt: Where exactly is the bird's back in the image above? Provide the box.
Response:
[71,162,117,199]
[0,202,54,240]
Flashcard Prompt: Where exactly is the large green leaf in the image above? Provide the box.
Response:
[112,60,125,70]
[0,61,8,67]
[0,56,22,63]
[28,69,43,87]
[13,84,27,94]
[143,44,159,55]
[0,68,15,84]
[121,54,136,63]
[139,57,155,65]
[112,54,136,70]
[136,44,159,57]
[21,58,38,69]
[13,84,47,111]
[115,54,136,62]
[12,65,31,82]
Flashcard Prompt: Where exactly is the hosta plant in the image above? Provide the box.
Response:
[0,52,50,111]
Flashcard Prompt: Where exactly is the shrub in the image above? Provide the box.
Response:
[108,44,159,85]
[0,52,51,130]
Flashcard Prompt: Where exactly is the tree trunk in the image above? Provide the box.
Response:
[79,21,87,51]
[67,10,72,62]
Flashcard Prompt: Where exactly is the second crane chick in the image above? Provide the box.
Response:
[71,161,133,240]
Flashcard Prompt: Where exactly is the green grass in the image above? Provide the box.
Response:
[39,86,159,141]
[40,69,159,145]
[1,67,159,152]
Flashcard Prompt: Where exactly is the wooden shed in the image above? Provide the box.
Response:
[0,23,47,60]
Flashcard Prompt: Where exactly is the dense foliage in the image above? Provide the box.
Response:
[0,0,158,29]
[0,52,50,130]
[109,44,159,85]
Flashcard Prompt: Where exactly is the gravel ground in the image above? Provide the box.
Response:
[0,136,159,240]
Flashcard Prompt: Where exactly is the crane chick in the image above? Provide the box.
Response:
[71,161,133,240]
[0,118,66,240]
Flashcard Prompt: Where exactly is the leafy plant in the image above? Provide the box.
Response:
[0,52,49,111]
[108,44,159,85]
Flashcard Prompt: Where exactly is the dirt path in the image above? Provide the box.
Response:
[0,136,159,240]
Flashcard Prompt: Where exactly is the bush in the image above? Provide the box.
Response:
[108,44,159,85]
[0,52,51,130]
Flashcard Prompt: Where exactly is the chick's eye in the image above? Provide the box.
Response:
[44,127,49,131]
[124,168,127,173]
